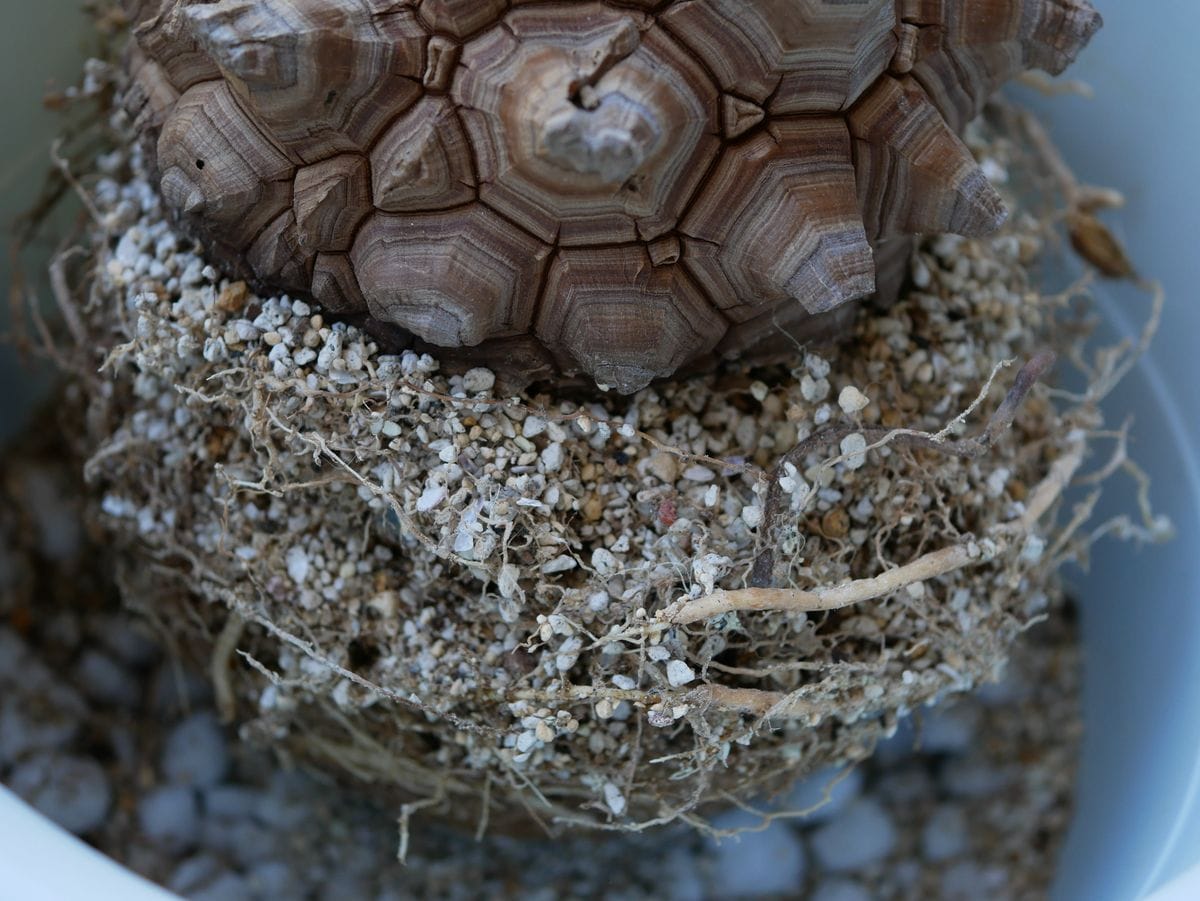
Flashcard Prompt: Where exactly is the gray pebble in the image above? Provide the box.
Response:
[918,706,978,755]
[200,817,279,868]
[0,683,86,765]
[871,717,917,766]
[810,798,896,873]
[256,770,316,829]
[163,712,229,787]
[92,616,160,668]
[889,860,923,892]
[168,854,225,895]
[318,875,372,901]
[36,612,84,655]
[188,872,252,901]
[0,628,32,681]
[874,765,935,806]
[940,861,1009,900]
[939,759,1012,799]
[203,785,266,821]
[705,807,806,897]
[0,628,39,685]
[138,784,200,851]
[168,854,252,900]
[246,860,299,898]
[662,845,706,901]
[22,467,83,561]
[75,649,141,708]
[811,878,873,901]
[779,765,863,824]
[8,752,112,835]
[106,724,141,772]
[921,804,968,861]
[976,669,1026,707]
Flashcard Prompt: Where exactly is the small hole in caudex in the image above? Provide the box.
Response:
[195,159,205,170]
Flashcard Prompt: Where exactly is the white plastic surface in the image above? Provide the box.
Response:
[1,2,1198,900]
[0,1,93,442]
[0,786,174,901]
[1146,863,1200,901]
[1009,3,1200,898]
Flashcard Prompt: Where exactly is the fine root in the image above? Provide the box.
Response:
[671,436,1086,628]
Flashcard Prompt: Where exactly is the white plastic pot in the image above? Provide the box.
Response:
[1010,3,1200,897]
[0,4,179,895]
[1,2,1197,899]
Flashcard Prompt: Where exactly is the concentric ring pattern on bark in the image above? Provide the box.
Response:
[123,0,1101,392]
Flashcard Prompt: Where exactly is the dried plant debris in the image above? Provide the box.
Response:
[42,75,1166,839]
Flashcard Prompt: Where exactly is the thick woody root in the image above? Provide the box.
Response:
[671,352,1074,628]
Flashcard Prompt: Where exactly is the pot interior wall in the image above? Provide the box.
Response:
[2,3,1199,900]
[1010,4,1200,895]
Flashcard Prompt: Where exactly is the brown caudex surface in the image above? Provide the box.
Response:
[124,0,1100,393]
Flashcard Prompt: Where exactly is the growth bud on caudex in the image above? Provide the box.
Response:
[124,0,1100,392]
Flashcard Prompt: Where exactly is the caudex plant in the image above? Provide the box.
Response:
[55,0,1165,833]
[125,0,1099,391]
